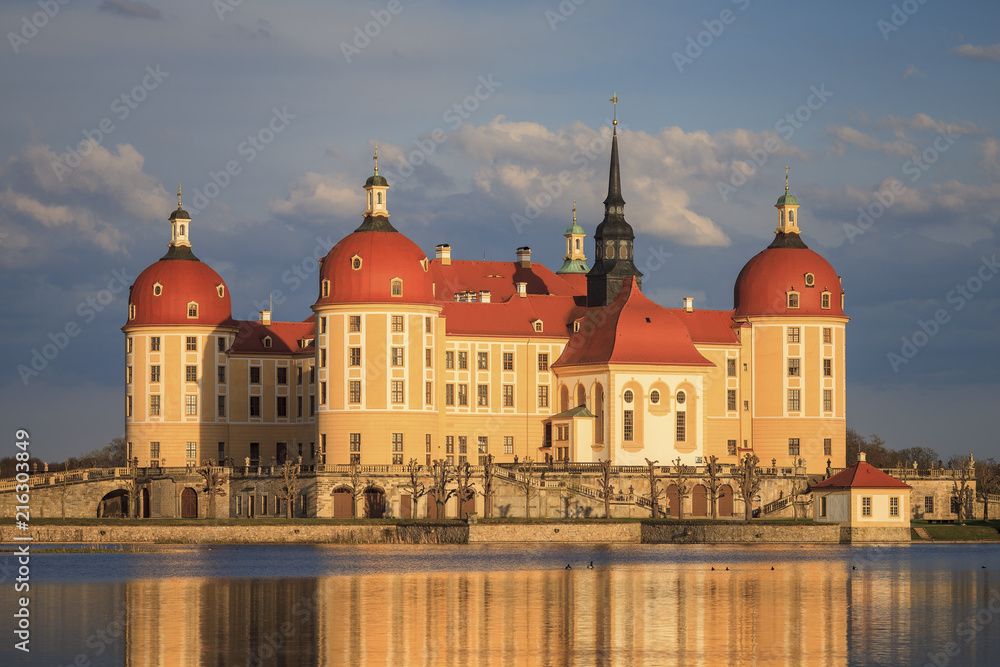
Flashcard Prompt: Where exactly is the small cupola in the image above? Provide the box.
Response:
[168,184,192,248]
[775,166,801,235]
[363,143,390,219]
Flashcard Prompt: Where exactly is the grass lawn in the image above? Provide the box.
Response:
[910,520,1000,541]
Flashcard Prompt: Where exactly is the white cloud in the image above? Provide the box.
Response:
[980,137,999,175]
[827,125,916,157]
[953,43,1000,61]
[268,172,360,222]
[903,64,924,79]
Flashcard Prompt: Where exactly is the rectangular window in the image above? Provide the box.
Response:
[676,412,686,442]
[321,316,327,334]
[218,336,226,352]
[788,438,800,456]
[262,495,268,515]
[296,366,302,384]
[446,436,454,454]
[185,441,196,460]
[820,496,827,518]
[924,496,934,514]
[309,367,315,384]
[459,436,467,454]
[126,395,133,417]
[477,384,489,406]
[823,389,833,411]
[321,382,327,405]
[297,396,302,418]
[150,336,160,352]
[250,396,261,417]
[502,352,513,371]
[392,433,403,451]
[477,352,489,370]
[391,347,404,366]
[788,389,800,411]
[458,351,468,369]
[503,385,514,407]
[321,349,327,368]
[391,315,404,332]
[727,439,737,456]
[426,434,432,453]
[127,337,133,353]
[788,358,800,376]
[787,327,800,343]
[425,316,431,333]
[478,436,488,465]
[277,396,287,418]
[217,395,225,417]
[890,497,900,517]
[185,395,197,416]
[349,315,361,332]
[823,327,832,344]
[150,365,160,383]
[391,380,404,404]
[150,441,160,459]
[445,384,455,406]
[218,366,226,383]
[250,367,261,383]
[823,359,832,377]
[310,396,315,416]
[150,395,160,416]
[538,353,549,371]
[727,389,737,411]
[277,367,287,385]
[458,385,468,406]
[727,358,737,376]
[127,366,132,384]
[425,381,433,405]
[393,453,403,465]
[787,293,799,308]
[425,348,432,368]
[824,438,832,456]
[445,351,454,369]
[538,385,549,408]
[862,497,872,517]
[349,348,361,366]
[623,410,634,441]
[186,336,197,351]
[236,495,242,516]
[821,293,831,309]
[504,436,514,455]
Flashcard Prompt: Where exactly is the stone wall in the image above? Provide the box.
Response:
[468,522,641,543]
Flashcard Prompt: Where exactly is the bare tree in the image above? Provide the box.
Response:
[976,458,1000,521]
[735,453,762,522]
[430,459,457,519]
[456,462,476,519]
[349,464,364,519]
[276,460,301,519]
[644,458,662,518]
[598,458,613,518]
[788,457,808,520]
[672,457,692,521]
[950,454,975,522]
[705,455,722,520]
[198,460,229,519]
[518,457,538,518]
[479,454,496,519]
[404,458,427,518]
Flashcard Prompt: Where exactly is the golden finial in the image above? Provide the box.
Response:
[177,183,182,208]
[785,165,790,194]
[373,142,379,174]
[572,199,577,224]
[610,92,618,129]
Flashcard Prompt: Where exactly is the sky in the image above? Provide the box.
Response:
[1,0,998,464]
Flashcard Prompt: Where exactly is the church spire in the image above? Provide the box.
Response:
[557,199,588,275]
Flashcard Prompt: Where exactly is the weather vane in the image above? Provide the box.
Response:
[572,199,577,223]
[610,92,618,128]
[785,165,790,193]
[177,183,182,208]
[373,142,379,174]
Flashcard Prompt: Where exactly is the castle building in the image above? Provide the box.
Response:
[123,126,848,474]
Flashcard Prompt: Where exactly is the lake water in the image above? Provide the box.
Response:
[1,542,998,666]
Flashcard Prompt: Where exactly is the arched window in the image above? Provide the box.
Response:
[780,211,784,224]
[391,279,403,297]
[575,238,580,250]
[789,209,795,222]
[179,224,185,236]
[533,320,543,333]
[787,292,800,308]
[377,192,382,205]
[187,302,198,318]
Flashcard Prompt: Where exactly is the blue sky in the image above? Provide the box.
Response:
[1,0,998,463]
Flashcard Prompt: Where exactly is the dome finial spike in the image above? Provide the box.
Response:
[610,92,618,133]
[373,142,379,174]
[785,165,790,194]
[573,199,577,223]
[177,183,183,209]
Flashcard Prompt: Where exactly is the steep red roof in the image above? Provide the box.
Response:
[554,272,588,294]
[230,319,316,355]
[441,295,584,338]
[430,259,585,302]
[663,307,740,345]
[811,460,911,490]
[554,278,712,368]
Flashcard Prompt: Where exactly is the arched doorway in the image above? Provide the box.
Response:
[141,488,150,518]
[98,489,129,518]
[460,489,476,519]
[665,484,680,518]
[692,484,708,517]
[333,488,353,518]
[180,488,198,518]
[364,487,386,518]
[426,490,442,519]
[718,484,734,517]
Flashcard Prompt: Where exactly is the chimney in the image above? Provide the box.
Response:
[858,452,867,463]
[260,310,271,326]
[515,282,527,298]
[436,244,451,266]
[478,290,491,303]
[516,246,531,269]
[683,297,694,313]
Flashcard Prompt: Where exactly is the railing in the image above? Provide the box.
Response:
[760,496,792,515]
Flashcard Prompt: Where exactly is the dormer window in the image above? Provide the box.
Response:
[821,292,831,309]
[390,279,403,297]
[804,273,815,288]
[153,283,162,297]
[263,336,272,348]
[129,304,135,320]
[573,320,581,333]
[351,255,362,270]
[187,302,199,318]
[217,284,225,298]
[787,292,799,309]
[322,280,330,298]
[533,320,543,333]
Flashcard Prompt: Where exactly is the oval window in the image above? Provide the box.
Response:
[153,284,162,296]
[623,390,633,404]
[620,244,628,260]
[605,242,615,260]
[805,273,815,287]
[676,391,686,405]
[352,257,362,270]
[650,390,660,404]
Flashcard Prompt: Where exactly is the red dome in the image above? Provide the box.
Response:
[315,230,434,306]
[126,257,233,327]
[734,242,844,318]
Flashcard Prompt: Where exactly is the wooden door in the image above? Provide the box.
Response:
[692,484,708,517]
[181,488,198,518]
[719,485,734,517]
[666,484,680,518]
[333,489,353,518]
[364,489,385,518]
[141,488,150,518]
[400,494,412,519]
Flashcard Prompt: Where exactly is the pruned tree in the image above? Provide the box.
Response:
[950,453,975,522]
[277,460,301,519]
[518,457,538,518]
[349,464,364,519]
[789,458,808,520]
[479,454,496,518]
[976,458,1000,521]
[198,460,229,519]
[404,458,427,517]
[735,453,761,522]
[672,457,692,521]
[705,455,722,520]
[430,459,457,519]
[644,458,662,518]
[456,462,476,519]
[598,458,613,518]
